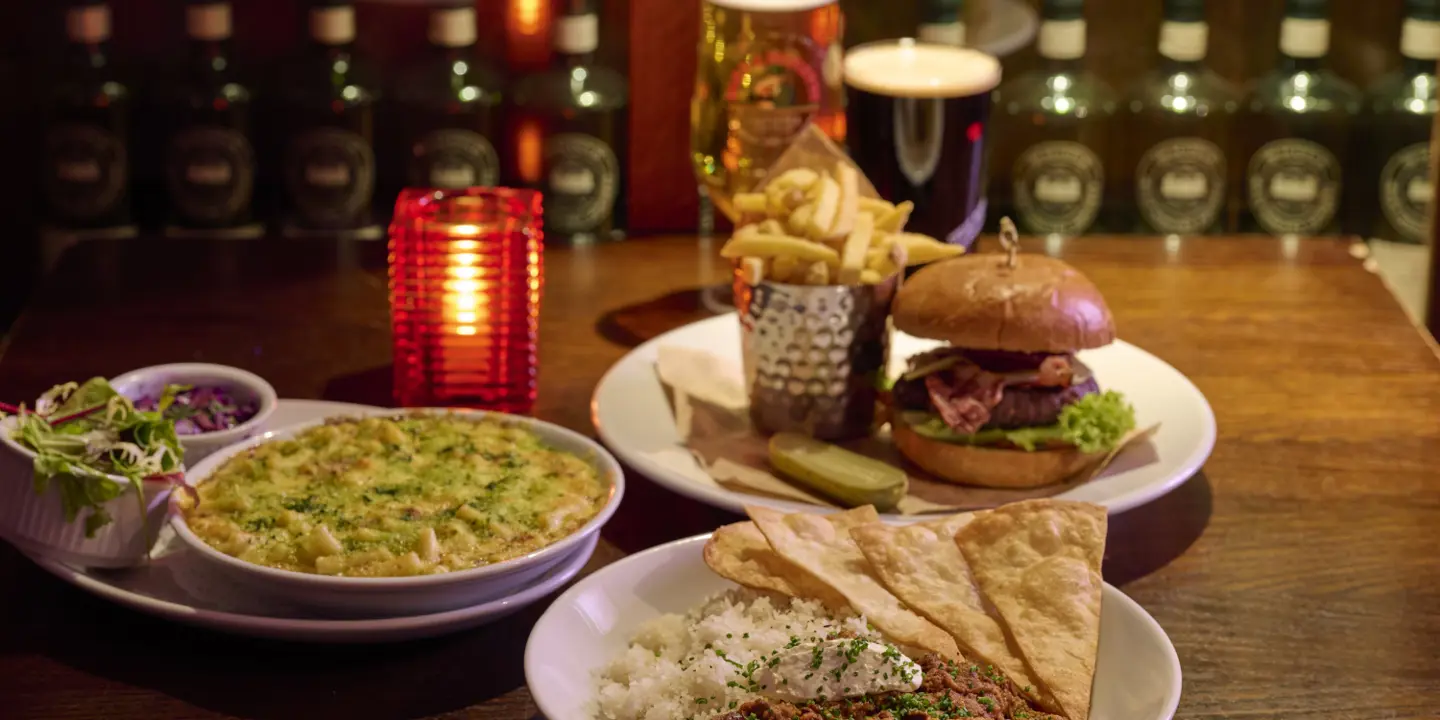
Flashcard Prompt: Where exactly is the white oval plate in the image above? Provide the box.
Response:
[526,534,1182,720]
[593,313,1216,520]
[22,400,598,643]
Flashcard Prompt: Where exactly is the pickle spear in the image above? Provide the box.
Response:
[767,433,908,512]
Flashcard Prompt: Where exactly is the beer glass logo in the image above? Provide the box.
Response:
[893,98,944,188]
[725,45,823,149]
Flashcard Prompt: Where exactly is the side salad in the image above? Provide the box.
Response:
[134,384,259,435]
[0,378,186,537]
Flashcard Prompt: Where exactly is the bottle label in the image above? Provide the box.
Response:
[411,129,499,189]
[1136,137,1226,234]
[1246,138,1339,235]
[544,132,619,235]
[1380,141,1431,243]
[44,123,127,223]
[725,39,827,152]
[1013,141,1104,235]
[285,127,374,228]
[167,126,255,224]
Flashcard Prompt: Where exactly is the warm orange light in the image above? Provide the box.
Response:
[810,6,842,46]
[511,0,545,36]
[517,120,544,184]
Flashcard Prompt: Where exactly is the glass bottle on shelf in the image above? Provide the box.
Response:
[164,0,260,238]
[392,4,504,194]
[1238,0,1359,236]
[1122,0,1240,235]
[510,0,629,244]
[991,0,1114,236]
[277,1,381,239]
[43,1,133,236]
[1358,0,1439,244]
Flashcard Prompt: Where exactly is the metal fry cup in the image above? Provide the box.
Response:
[735,271,898,440]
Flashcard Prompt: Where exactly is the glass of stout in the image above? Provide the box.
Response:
[844,39,1002,249]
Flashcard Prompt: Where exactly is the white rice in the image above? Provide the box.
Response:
[594,589,877,720]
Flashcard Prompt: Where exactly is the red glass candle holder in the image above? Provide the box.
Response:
[390,188,543,413]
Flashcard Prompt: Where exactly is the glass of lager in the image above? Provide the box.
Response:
[691,0,847,225]
[844,39,1001,248]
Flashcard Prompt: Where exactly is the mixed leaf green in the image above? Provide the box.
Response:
[902,390,1137,454]
[2,378,185,537]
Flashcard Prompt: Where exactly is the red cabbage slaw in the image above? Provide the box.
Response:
[134,385,260,435]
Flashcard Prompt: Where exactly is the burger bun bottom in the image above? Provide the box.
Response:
[892,422,1105,489]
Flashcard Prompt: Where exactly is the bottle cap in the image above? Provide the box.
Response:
[310,3,355,45]
[1163,0,1205,23]
[429,6,477,47]
[921,0,963,24]
[66,2,111,43]
[1283,0,1328,20]
[186,2,232,41]
[1407,0,1440,21]
[1042,0,1084,22]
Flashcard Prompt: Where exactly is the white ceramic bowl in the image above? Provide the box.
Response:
[0,417,175,568]
[526,534,1183,720]
[109,363,278,464]
[172,408,624,618]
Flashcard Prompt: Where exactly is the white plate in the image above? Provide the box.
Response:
[21,400,599,643]
[526,534,1182,720]
[593,314,1216,520]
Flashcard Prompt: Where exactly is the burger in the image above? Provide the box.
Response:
[887,252,1136,488]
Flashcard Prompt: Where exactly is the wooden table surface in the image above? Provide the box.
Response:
[1,235,1437,720]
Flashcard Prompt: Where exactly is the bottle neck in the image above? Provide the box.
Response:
[1401,55,1435,79]
[65,40,111,72]
[1277,55,1324,75]
[1278,17,1329,64]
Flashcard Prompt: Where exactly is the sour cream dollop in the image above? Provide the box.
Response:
[757,638,923,703]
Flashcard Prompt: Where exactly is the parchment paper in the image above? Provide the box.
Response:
[651,346,1161,515]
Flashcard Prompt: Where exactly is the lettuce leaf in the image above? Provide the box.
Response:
[902,390,1137,454]
[3,378,184,539]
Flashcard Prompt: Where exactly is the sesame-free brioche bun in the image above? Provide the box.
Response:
[892,421,1105,488]
[893,253,1115,353]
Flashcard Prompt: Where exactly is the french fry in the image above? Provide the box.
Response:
[772,254,801,282]
[859,269,884,284]
[829,165,860,239]
[802,260,831,285]
[863,236,897,270]
[771,168,820,193]
[720,233,840,263]
[876,201,914,233]
[733,193,768,214]
[807,173,842,238]
[891,232,964,266]
[858,197,896,216]
[739,256,766,285]
[757,219,786,236]
[789,202,816,235]
[837,213,874,285]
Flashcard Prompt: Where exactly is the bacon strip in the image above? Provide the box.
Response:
[919,354,1076,434]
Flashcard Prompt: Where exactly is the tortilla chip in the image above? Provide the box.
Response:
[704,516,861,610]
[849,514,1057,712]
[954,500,1107,720]
[746,505,962,660]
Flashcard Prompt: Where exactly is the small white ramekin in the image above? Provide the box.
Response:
[109,363,278,464]
[0,418,175,568]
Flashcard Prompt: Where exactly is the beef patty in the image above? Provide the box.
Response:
[713,654,1062,720]
[893,375,1098,430]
